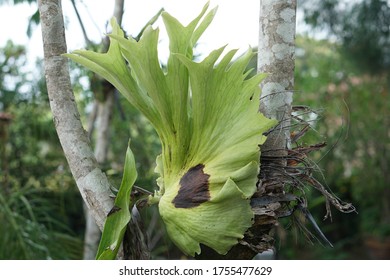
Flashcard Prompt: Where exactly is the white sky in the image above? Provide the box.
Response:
[0,0,269,64]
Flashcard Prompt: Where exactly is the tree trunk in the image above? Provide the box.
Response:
[83,0,125,259]
[38,0,113,230]
[258,0,295,153]
[83,88,115,259]
[257,0,296,253]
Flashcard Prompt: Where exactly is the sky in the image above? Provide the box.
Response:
[0,0,273,64]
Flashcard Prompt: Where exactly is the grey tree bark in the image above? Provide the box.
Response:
[257,0,297,252]
[258,0,295,149]
[83,0,125,260]
[38,0,113,230]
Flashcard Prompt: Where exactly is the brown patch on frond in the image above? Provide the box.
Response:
[173,164,210,208]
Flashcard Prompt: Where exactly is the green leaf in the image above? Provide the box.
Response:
[66,3,277,257]
[63,18,160,128]
[95,143,137,260]
[158,48,276,256]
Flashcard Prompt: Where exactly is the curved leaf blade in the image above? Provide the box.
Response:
[96,143,137,260]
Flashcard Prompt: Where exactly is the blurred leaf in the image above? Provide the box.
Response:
[27,9,40,38]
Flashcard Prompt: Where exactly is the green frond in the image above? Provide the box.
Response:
[66,3,276,257]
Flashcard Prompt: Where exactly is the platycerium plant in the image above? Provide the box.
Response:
[65,3,276,257]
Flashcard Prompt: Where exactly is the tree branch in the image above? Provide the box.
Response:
[38,0,113,230]
[70,0,93,47]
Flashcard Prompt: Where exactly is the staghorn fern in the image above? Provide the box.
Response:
[65,3,276,257]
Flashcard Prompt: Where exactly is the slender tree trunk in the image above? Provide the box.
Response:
[38,0,113,230]
[258,0,295,151]
[87,100,98,139]
[94,93,115,164]
[257,0,297,252]
[83,89,115,259]
[83,0,125,259]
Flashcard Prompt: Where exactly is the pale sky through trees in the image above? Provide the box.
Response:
[0,0,266,65]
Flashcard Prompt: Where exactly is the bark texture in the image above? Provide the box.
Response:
[258,0,295,126]
[256,0,297,251]
[38,0,113,230]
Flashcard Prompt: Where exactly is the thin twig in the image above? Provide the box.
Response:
[70,0,93,46]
